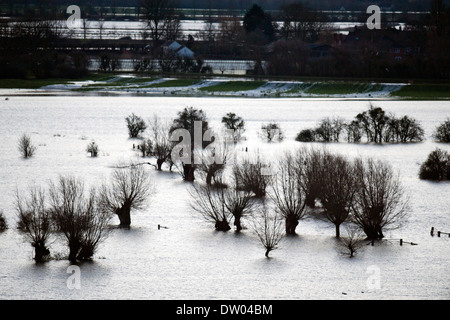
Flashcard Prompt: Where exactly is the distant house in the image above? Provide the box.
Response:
[162,41,195,58]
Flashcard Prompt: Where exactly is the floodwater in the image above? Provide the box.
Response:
[0,96,449,299]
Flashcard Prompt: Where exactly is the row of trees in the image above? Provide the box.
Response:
[189,147,409,246]
[13,163,152,263]
[124,106,449,191]
[296,104,426,144]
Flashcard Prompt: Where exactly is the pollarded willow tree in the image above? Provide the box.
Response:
[196,141,230,186]
[100,162,153,228]
[338,225,365,258]
[270,152,307,235]
[49,176,112,262]
[351,158,409,240]
[252,206,284,258]
[148,115,173,171]
[170,107,210,182]
[189,183,232,232]
[233,153,272,198]
[317,152,356,238]
[295,147,325,208]
[16,187,52,263]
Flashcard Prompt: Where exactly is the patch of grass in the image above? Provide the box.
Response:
[304,82,377,95]
[390,83,450,99]
[0,74,118,89]
[283,83,314,94]
[128,77,158,84]
[143,79,201,88]
[199,81,266,92]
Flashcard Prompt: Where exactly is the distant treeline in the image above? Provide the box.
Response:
[0,0,447,13]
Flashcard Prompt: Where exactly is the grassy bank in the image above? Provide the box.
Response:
[199,81,267,92]
[1,74,449,100]
[390,83,450,99]
[0,74,116,89]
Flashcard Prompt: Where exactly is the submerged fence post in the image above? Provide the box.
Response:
[400,239,403,246]
[438,231,441,237]
[430,227,434,236]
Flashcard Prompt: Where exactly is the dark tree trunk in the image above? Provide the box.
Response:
[68,239,81,263]
[305,194,316,208]
[215,219,231,232]
[335,223,341,238]
[234,215,242,232]
[32,242,50,263]
[253,187,266,198]
[285,214,299,235]
[363,225,384,240]
[183,164,195,182]
[265,249,270,258]
[157,158,164,171]
[77,244,94,260]
[116,204,131,228]
[206,171,213,185]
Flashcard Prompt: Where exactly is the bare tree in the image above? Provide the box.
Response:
[222,180,255,232]
[148,115,173,171]
[355,104,389,144]
[252,207,284,258]
[126,113,147,138]
[318,153,356,238]
[18,134,36,159]
[270,152,307,235]
[139,139,153,158]
[162,7,181,41]
[351,158,409,240]
[16,187,51,263]
[279,3,328,43]
[338,225,365,258]
[259,122,284,142]
[86,141,99,157]
[49,176,110,262]
[140,0,177,42]
[198,7,216,43]
[345,120,363,143]
[221,112,246,143]
[196,141,230,186]
[296,148,324,208]
[76,203,112,261]
[233,154,271,198]
[189,183,232,231]
[100,162,153,228]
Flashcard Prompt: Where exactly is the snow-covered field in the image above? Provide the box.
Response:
[38,76,407,99]
[0,96,449,300]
